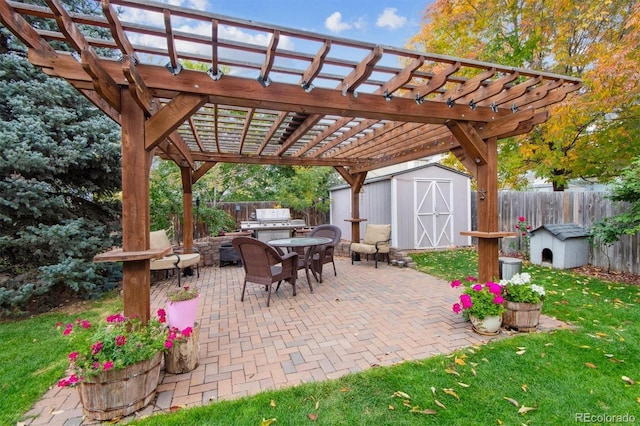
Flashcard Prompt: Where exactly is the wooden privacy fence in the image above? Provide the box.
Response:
[470,191,638,274]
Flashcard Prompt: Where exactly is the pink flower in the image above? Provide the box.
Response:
[68,351,79,362]
[466,276,478,282]
[115,335,126,346]
[460,294,473,309]
[452,303,462,314]
[91,341,103,355]
[472,284,483,292]
[181,327,193,337]
[168,330,177,340]
[486,282,502,295]
[58,374,80,387]
[450,279,462,288]
[106,314,125,323]
[164,340,173,349]
[92,362,100,369]
[493,295,504,304]
[157,309,167,323]
[103,361,114,371]
[519,216,526,222]
[63,324,73,335]
[79,320,91,329]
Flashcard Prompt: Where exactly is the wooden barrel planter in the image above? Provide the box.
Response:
[77,351,162,420]
[502,301,543,332]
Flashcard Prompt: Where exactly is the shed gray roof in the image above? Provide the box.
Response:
[530,224,589,240]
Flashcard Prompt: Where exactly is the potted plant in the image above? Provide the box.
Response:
[56,311,170,420]
[500,272,546,332]
[451,276,505,335]
[166,286,200,331]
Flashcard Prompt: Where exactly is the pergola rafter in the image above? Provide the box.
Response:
[0,0,582,322]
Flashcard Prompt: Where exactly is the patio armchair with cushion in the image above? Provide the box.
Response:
[350,224,391,268]
[308,224,342,282]
[149,230,200,287]
[232,236,298,307]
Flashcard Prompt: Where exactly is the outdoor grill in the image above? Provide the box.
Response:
[240,208,306,243]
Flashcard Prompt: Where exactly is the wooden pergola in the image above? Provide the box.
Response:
[1,0,581,322]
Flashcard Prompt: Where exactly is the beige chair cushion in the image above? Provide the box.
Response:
[150,230,173,254]
[150,252,200,270]
[350,224,391,254]
[363,224,391,245]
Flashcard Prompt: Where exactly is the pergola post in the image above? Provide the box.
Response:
[120,89,153,323]
[180,166,195,253]
[475,136,500,282]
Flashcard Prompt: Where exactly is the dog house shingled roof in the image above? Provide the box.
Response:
[531,224,589,241]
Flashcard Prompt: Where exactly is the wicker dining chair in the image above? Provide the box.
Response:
[232,237,298,307]
[308,224,342,282]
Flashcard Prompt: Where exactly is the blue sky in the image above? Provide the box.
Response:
[175,0,430,48]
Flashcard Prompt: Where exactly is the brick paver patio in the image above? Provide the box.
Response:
[22,256,562,425]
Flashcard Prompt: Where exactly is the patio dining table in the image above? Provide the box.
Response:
[268,236,332,293]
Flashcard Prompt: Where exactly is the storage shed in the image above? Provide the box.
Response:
[529,224,590,269]
[330,164,472,250]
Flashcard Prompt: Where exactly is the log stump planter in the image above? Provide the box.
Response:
[502,301,543,332]
[76,351,162,421]
[165,322,201,374]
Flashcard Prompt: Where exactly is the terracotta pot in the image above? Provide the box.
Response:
[502,301,543,332]
[166,295,199,331]
[76,352,162,420]
[469,314,502,335]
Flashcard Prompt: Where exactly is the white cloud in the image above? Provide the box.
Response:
[325,12,352,33]
[376,8,407,30]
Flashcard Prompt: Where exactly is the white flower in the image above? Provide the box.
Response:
[531,284,546,296]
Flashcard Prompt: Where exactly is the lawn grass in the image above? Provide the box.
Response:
[0,294,122,426]
[5,250,639,425]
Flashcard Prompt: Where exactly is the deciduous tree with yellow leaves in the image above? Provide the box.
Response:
[410,0,639,191]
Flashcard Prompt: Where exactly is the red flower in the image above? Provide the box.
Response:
[91,341,103,355]
[181,327,193,337]
[519,216,526,222]
[68,351,79,362]
[103,361,114,371]
[115,335,126,346]
[450,279,462,288]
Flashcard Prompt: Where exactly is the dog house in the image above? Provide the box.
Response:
[529,224,589,269]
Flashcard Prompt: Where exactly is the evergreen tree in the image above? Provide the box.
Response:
[0,11,122,314]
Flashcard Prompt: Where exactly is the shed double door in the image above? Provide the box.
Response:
[414,179,454,248]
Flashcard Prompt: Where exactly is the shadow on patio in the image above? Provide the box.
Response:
[24,256,561,425]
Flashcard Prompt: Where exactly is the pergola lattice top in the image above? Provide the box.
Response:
[2,0,581,174]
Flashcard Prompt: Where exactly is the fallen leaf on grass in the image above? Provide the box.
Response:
[443,389,460,400]
[585,362,597,369]
[454,356,466,366]
[503,397,520,407]
[270,400,276,407]
[315,400,320,410]
[392,391,411,399]
[458,382,470,388]
[471,368,477,376]
[622,376,635,385]
[261,418,277,426]
[307,413,318,421]
[521,384,528,393]
[388,405,394,410]
[431,386,436,395]
[515,349,526,355]
[445,368,460,376]
[340,387,349,392]
[518,405,537,415]
[410,408,437,415]
[434,399,447,409]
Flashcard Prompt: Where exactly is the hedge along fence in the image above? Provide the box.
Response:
[470,191,638,274]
